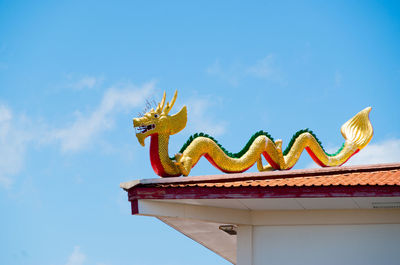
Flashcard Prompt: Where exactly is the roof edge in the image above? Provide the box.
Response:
[120,163,400,190]
[120,180,140,190]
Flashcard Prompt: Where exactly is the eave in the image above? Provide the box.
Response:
[121,163,400,264]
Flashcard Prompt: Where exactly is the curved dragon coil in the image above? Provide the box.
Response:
[133,91,373,177]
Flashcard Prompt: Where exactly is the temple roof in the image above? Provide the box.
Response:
[121,163,400,264]
[121,163,400,202]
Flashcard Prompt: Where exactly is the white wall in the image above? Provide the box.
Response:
[238,224,400,265]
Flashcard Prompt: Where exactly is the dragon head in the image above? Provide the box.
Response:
[133,90,187,146]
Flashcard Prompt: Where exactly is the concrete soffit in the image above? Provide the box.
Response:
[136,199,400,264]
[137,199,400,226]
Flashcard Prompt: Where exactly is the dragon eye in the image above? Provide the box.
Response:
[154,114,159,118]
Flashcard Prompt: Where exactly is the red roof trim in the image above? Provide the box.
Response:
[122,164,400,209]
[129,185,400,201]
[131,198,139,214]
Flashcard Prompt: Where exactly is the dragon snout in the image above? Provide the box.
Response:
[135,124,156,134]
[133,118,156,134]
[133,118,141,128]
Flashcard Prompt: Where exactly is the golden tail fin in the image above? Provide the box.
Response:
[340,107,373,150]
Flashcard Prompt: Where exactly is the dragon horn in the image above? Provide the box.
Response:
[156,91,166,113]
[169,90,178,109]
[163,90,178,115]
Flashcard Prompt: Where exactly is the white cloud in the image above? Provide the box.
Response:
[206,59,240,86]
[63,246,110,265]
[68,76,104,90]
[0,81,156,188]
[246,54,285,84]
[206,54,286,86]
[306,139,400,168]
[345,139,400,166]
[183,96,227,136]
[0,105,31,188]
[65,246,86,265]
[51,81,156,152]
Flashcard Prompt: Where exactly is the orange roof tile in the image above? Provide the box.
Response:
[152,165,400,188]
[163,169,400,188]
[121,163,400,201]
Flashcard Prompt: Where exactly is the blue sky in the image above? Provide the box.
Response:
[1,1,400,264]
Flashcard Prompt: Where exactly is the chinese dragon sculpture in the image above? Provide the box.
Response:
[133,91,373,177]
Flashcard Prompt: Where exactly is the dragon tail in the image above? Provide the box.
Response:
[340,107,373,150]
[274,107,373,170]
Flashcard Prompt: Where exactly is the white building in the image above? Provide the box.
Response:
[121,163,400,265]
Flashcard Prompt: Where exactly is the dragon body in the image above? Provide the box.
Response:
[133,91,373,177]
